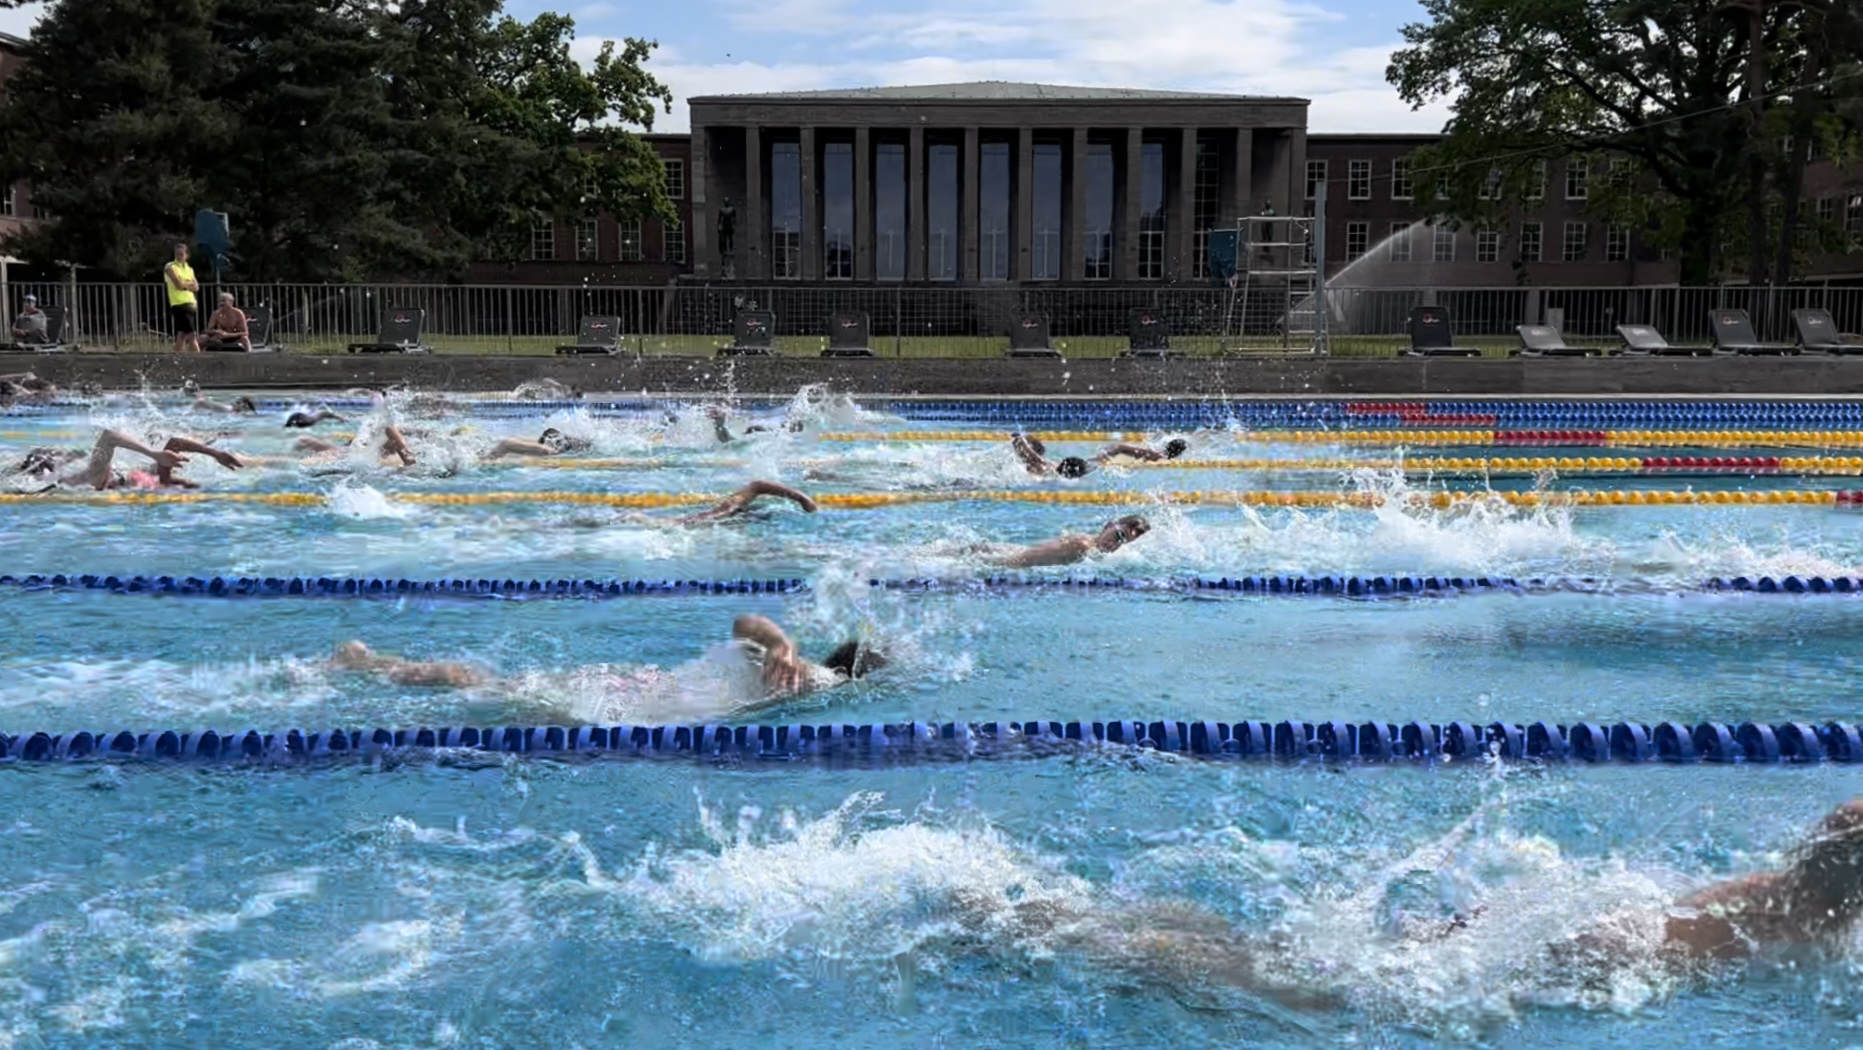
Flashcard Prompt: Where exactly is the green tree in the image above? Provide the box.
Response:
[0,0,674,281]
[1388,0,1757,284]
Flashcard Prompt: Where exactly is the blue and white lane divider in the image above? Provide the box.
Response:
[2,719,1860,765]
[1,573,1861,600]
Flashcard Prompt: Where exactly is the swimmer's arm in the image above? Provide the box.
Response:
[731,615,798,661]
[1011,434,1050,473]
[160,436,245,469]
[484,439,555,460]
[679,480,818,524]
[991,534,1093,569]
[1097,443,1164,462]
[382,661,489,689]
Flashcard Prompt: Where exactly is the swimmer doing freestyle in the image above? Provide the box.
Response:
[7,428,244,491]
[1012,432,1188,478]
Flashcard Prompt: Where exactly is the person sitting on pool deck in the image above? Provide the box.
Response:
[330,641,492,689]
[482,427,594,459]
[729,614,888,701]
[10,428,244,490]
[1011,434,1188,478]
[970,514,1151,569]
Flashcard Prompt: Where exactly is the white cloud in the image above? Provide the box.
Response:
[606,0,1449,134]
[0,3,43,39]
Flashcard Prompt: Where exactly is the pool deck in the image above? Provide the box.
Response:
[22,351,1863,397]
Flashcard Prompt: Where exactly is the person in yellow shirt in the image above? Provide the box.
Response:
[163,242,200,353]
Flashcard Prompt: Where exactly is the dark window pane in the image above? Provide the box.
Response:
[928,143,958,281]
[875,143,907,281]
[980,141,1012,280]
[1032,143,1063,280]
[1085,142,1114,280]
[771,142,801,279]
[1140,141,1165,279]
[822,142,853,279]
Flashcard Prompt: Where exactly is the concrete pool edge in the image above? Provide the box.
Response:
[22,352,1863,396]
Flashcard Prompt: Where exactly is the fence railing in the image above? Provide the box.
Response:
[8,280,1863,355]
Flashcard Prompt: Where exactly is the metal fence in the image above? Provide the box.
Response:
[9,279,1863,354]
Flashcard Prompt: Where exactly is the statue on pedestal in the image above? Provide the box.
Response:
[716,198,737,278]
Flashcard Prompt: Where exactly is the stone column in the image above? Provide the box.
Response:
[961,126,979,282]
[1066,126,1087,282]
[1221,127,1251,226]
[908,126,925,281]
[1170,127,1196,280]
[1265,128,1292,219]
[1287,127,1308,219]
[742,125,762,280]
[1120,126,1143,280]
[800,126,819,280]
[853,126,872,280]
[690,125,711,277]
[1015,127,1034,282]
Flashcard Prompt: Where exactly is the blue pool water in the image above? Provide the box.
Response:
[3,389,1863,1047]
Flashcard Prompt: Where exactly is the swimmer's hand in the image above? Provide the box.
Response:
[205,448,243,470]
[797,493,818,513]
[151,450,187,472]
[761,657,809,696]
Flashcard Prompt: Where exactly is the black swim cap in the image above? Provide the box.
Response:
[1057,457,1091,478]
[824,640,888,679]
[284,412,317,428]
[1164,438,1188,459]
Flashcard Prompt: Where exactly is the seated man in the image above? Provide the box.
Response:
[483,427,594,460]
[980,514,1151,568]
[10,295,48,345]
[10,428,243,491]
[330,641,491,689]
[201,293,250,352]
[730,614,887,703]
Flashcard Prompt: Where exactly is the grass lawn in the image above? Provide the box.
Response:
[89,333,1611,359]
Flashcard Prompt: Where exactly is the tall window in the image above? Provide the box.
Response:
[927,143,958,280]
[663,159,685,200]
[1564,159,1589,200]
[1605,224,1630,262]
[1432,225,1455,262]
[1475,225,1499,263]
[979,141,1012,281]
[874,142,907,281]
[1347,160,1371,200]
[1306,159,1327,201]
[619,218,642,262]
[1817,196,1836,227]
[1139,140,1166,280]
[1528,160,1547,200]
[1520,222,1543,262]
[530,218,555,261]
[1391,158,1413,200]
[1,186,15,218]
[1387,222,1412,262]
[1479,167,1502,200]
[1848,195,1863,242]
[771,142,802,279]
[1345,221,1369,261]
[822,142,854,279]
[664,219,685,263]
[576,218,600,261]
[1031,142,1063,280]
[1084,141,1115,279]
[1192,138,1221,278]
[1562,221,1587,261]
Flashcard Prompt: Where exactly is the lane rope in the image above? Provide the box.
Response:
[820,430,1863,448]
[1,719,1856,764]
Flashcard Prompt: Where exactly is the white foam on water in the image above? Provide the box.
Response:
[327,480,416,521]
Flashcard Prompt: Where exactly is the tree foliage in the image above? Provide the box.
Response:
[0,0,674,281]
[1388,0,1863,285]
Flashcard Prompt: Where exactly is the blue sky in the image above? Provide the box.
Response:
[0,0,1451,135]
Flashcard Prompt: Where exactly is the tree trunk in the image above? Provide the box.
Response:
[1776,13,1828,286]
[1680,196,1724,285]
[1745,4,1771,286]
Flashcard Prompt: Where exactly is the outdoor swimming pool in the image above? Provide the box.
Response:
[2,389,1863,1047]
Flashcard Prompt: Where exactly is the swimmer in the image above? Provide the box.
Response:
[970,514,1151,568]
[665,479,817,525]
[729,614,888,702]
[483,427,594,459]
[511,378,578,401]
[1012,433,1187,477]
[0,371,56,402]
[330,641,491,689]
[948,798,1863,1011]
[295,423,417,467]
[8,428,243,491]
[707,404,803,444]
[1095,438,1189,465]
[192,393,259,414]
[284,409,346,429]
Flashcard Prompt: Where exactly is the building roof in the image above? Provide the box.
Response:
[690,81,1305,104]
[0,32,26,53]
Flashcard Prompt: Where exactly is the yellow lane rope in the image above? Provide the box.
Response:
[508,455,1863,476]
[0,488,1848,509]
[818,430,1863,448]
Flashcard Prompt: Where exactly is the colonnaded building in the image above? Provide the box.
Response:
[487,81,1863,291]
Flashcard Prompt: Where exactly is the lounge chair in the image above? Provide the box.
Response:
[0,306,73,353]
[1791,308,1863,355]
[1402,305,1479,357]
[717,309,776,356]
[1514,324,1599,358]
[1616,323,1710,357]
[821,311,875,358]
[346,308,431,354]
[1707,308,1795,355]
[1006,311,1061,358]
[203,305,278,353]
[1119,308,1171,358]
[555,315,623,356]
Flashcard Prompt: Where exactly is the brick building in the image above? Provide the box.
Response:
[0,32,45,248]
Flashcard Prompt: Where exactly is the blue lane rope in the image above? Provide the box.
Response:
[2,719,1859,764]
[0,573,1858,600]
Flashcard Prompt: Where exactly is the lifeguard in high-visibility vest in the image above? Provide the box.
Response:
[163,243,201,353]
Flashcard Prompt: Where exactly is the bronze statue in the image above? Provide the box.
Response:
[717,198,737,258]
